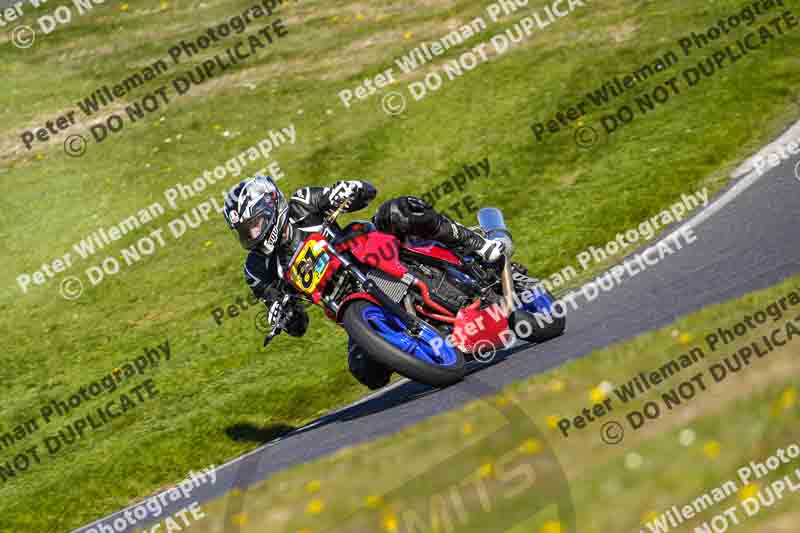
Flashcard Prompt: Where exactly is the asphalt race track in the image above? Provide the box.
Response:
[74,130,800,532]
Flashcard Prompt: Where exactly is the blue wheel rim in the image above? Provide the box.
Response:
[360,305,458,367]
[522,286,557,314]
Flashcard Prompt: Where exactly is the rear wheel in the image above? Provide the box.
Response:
[343,300,466,388]
[509,307,566,343]
[509,263,566,343]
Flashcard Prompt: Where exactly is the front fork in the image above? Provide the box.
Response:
[325,243,422,333]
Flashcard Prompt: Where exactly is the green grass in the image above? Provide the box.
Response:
[187,275,800,533]
[0,0,798,530]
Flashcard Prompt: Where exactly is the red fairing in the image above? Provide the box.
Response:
[451,304,510,352]
[402,243,461,265]
[340,232,408,278]
[311,253,342,304]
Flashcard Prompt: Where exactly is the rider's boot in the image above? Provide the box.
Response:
[432,215,506,263]
[348,339,392,390]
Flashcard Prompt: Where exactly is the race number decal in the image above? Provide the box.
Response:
[290,240,330,294]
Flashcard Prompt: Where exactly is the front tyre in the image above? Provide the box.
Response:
[342,300,466,388]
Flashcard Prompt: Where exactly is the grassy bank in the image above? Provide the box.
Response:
[0,0,798,530]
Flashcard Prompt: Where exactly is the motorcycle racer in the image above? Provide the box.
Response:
[222,175,506,389]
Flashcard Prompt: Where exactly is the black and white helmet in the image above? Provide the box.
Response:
[223,175,288,254]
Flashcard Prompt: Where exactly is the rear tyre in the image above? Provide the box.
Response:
[343,300,466,388]
[509,263,567,343]
[509,308,566,343]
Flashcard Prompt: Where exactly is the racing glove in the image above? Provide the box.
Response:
[267,295,309,338]
[321,180,377,213]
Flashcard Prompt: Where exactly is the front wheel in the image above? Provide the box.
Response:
[342,300,466,388]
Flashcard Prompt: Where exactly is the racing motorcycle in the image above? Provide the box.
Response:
[265,201,565,388]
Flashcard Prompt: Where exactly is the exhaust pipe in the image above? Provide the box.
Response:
[500,260,516,311]
[478,208,516,310]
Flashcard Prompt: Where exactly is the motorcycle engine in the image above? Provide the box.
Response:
[410,263,480,311]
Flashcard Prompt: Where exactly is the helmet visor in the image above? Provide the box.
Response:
[236,206,276,250]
